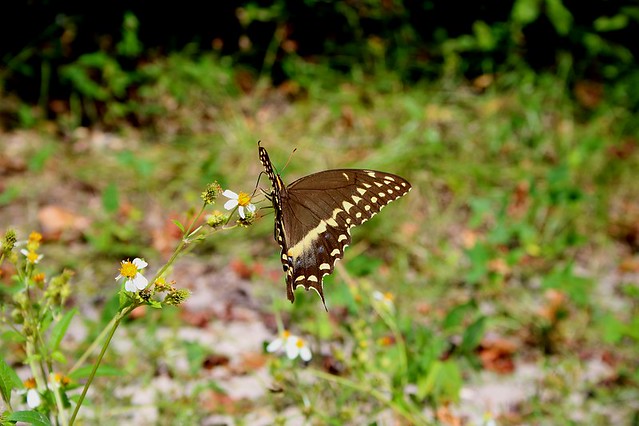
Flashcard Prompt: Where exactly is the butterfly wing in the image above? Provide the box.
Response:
[280,169,412,308]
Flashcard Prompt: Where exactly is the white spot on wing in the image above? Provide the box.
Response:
[342,201,354,213]
[357,188,366,195]
[319,263,331,271]
[338,234,348,242]
[330,249,341,257]
[352,195,362,204]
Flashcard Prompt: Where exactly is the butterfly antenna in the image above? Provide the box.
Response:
[280,147,298,174]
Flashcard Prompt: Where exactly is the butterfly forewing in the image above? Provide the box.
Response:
[259,145,411,309]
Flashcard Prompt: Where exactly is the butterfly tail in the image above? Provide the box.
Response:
[286,274,328,311]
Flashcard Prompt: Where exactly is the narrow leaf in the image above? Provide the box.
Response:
[68,364,125,380]
[172,219,185,233]
[460,316,487,353]
[102,182,120,214]
[48,308,78,352]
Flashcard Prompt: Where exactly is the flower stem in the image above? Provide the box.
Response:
[68,315,118,374]
[68,306,132,425]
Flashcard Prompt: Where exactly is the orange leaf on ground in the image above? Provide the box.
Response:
[436,405,462,426]
[478,335,517,374]
[37,205,91,240]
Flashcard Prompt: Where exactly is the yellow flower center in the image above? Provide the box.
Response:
[282,330,291,339]
[237,192,252,207]
[119,261,138,279]
[26,251,40,264]
[53,373,70,386]
[383,292,394,301]
[34,273,45,283]
[28,231,43,243]
[296,339,305,349]
[24,378,37,389]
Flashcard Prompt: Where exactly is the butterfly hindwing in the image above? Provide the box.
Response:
[259,144,411,309]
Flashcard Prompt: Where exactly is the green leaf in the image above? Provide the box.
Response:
[48,308,77,353]
[545,0,573,35]
[102,182,120,214]
[172,219,185,233]
[417,360,462,403]
[28,144,56,172]
[594,14,629,32]
[8,410,52,426]
[0,356,24,403]
[442,301,476,331]
[460,316,486,353]
[598,313,625,344]
[511,0,541,24]
[1,329,27,343]
[0,185,20,206]
[67,364,125,380]
[473,21,496,51]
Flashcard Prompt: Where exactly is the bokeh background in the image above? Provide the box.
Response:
[1,1,638,424]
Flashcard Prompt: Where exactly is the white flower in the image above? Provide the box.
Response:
[373,290,395,310]
[267,330,292,353]
[223,190,256,219]
[19,379,41,408]
[20,249,43,264]
[267,330,312,362]
[26,388,41,408]
[286,336,312,361]
[115,258,149,292]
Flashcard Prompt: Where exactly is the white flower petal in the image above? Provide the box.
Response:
[125,279,136,292]
[286,337,300,359]
[238,206,246,219]
[132,258,148,269]
[224,199,239,210]
[300,346,312,362]
[115,274,123,281]
[20,249,29,256]
[246,203,256,213]
[27,389,41,408]
[266,338,283,353]
[222,190,238,199]
[132,274,148,290]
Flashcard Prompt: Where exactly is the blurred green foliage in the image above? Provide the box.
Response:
[1,0,638,127]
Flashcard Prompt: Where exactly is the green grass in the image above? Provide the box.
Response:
[1,55,638,424]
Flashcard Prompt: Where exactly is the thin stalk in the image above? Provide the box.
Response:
[309,370,428,425]
[68,315,118,374]
[68,306,132,425]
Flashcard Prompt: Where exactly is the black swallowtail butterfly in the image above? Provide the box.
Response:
[259,143,411,309]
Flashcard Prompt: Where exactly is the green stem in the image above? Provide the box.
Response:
[68,306,132,425]
[309,370,427,425]
[52,381,68,426]
[68,315,118,374]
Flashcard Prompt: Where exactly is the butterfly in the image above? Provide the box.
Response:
[259,143,411,309]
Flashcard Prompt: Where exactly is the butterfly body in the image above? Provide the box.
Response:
[259,144,411,308]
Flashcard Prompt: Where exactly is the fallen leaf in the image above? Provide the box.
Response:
[203,354,230,370]
[200,389,237,413]
[478,335,517,374]
[574,80,604,109]
[618,257,639,273]
[37,205,91,240]
[436,404,462,426]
